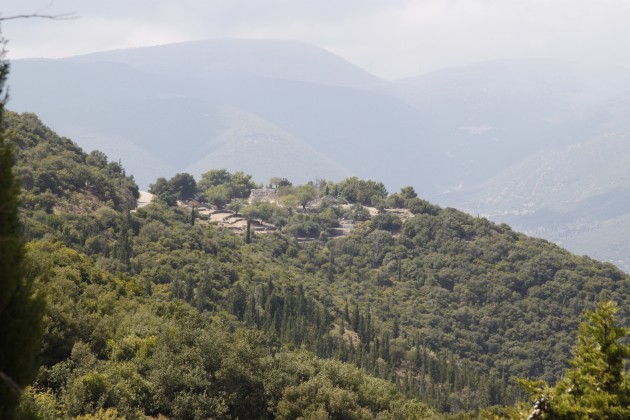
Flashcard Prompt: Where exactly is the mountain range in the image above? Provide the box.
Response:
[8,38,630,270]
[449,91,630,270]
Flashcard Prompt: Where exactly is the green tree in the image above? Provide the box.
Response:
[400,186,418,200]
[295,183,318,210]
[198,168,231,189]
[268,176,291,189]
[348,203,370,222]
[168,172,196,201]
[0,41,45,418]
[516,301,630,419]
[227,198,247,215]
[336,177,387,206]
[241,200,275,243]
[113,212,132,270]
[278,194,299,216]
[149,177,176,206]
[204,185,231,208]
[149,173,196,203]
[229,171,259,198]
[198,169,258,201]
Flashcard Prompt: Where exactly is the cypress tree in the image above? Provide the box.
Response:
[366,307,373,347]
[393,316,400,339]
[415,345,422,370]
[351,301,360,331]
[328,247,335,283]
[114,211,132,269]
[244,291,257,326]
[0,42,44,418]
[381,332,390,361]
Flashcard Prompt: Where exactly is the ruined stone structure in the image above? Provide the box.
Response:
[249,188,279,202]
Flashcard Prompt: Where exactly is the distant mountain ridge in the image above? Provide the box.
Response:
[66,38,384,87]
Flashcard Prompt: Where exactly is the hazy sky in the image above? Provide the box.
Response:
[2,0,630,80]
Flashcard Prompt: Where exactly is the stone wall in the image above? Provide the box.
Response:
[249,189,279,202]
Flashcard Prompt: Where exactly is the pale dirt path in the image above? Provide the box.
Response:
[136,191,156,209]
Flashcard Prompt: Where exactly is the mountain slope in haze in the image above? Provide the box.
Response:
[192,77,438,188]
[452,91,630,270]
[9,58,353,186]
[8,39,436,190]
[391,60,630,191]
[8,59,218,185]
[183,105,353,182]
[7,66,356,187]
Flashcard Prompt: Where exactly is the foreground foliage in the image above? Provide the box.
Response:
[16,241,431,419]
[514,301,630,419]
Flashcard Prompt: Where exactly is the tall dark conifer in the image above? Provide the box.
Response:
[0,36,44,418]
[114,210,132,269]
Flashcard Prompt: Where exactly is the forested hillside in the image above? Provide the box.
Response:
[5,111,630,418]
[5,111,139,214]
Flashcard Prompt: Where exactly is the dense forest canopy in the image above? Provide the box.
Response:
[3,110,630,418]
